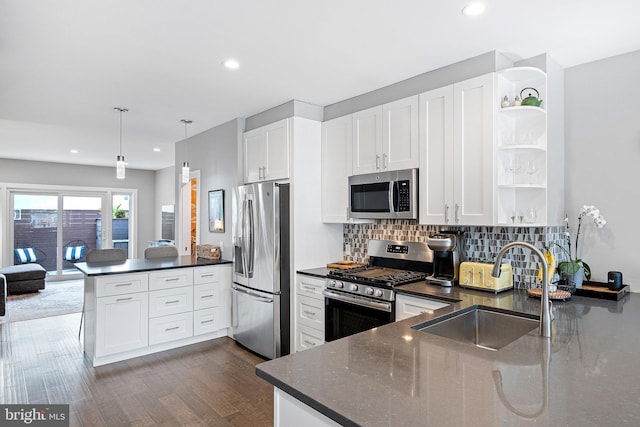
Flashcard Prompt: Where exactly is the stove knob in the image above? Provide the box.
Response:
[366,288,374,295]
[350,284,358,292]
[336,281,344,289]
[374,289,383,297]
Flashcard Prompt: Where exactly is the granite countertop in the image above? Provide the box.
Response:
[257,278,639,426]
[75,255,232,276]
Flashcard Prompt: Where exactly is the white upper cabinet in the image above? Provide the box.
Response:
[419,73,495,226]
[321,115,353,223]
[352,95,419,175]
[243,118,290,183]
[382,95,419,171]
[352,106,382,174]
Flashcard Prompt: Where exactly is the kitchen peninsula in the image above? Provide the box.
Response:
[76,255,232,367]
[257,282,640,426]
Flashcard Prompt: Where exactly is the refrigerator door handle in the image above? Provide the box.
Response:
[241,199,249,278]
[233,285,274,303]
[247,198,255,275]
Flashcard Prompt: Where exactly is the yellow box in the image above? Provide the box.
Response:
[459,262,513,293]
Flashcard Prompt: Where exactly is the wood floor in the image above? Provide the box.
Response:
[0,313,275,426]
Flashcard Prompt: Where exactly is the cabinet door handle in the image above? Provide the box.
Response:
[200,319,214,324]
[258,166,263,179]
[303,310,316,317]
[165,300,180,304]
[200,294,215,299]
[116,297,132,302]
[200,273,214,278]
[115,282,132,287]
[303,340,316,346]
[165,277,180,282]
[165,326,180,332]
[455,203,460,223]
[263,166,268,178]
[444,204,449,223]
[375,155,381,170]
[382,153,388,169]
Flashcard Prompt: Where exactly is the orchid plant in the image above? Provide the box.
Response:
[556,205,607,280]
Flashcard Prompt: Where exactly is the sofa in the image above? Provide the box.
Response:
[0,264,47,295]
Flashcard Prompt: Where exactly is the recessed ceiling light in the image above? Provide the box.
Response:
[223,59,240,70]
[153,147,161,152]
[462,2,486,16]
[70,149,79,154]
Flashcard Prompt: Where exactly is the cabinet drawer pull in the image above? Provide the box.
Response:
[303,340,316,346]
[200,319,214,324]
[200,294,214,299]
[165,300,180,304]
[302,285,317,291]
[200,273,214,278]
[165,277,180,282]
[165,326,180,332]
[116,297,132,302]
[303,310,316,317]
[115,283,132,287]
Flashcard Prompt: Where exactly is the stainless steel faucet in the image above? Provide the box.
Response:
[491,242,552,338]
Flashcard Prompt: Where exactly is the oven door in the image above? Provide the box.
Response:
[323,289,394,342]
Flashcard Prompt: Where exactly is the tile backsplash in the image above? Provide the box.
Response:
[343,220,567,288]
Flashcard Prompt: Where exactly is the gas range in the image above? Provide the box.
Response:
[325,240,433,302]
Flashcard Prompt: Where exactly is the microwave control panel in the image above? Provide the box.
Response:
[397,180,410,212]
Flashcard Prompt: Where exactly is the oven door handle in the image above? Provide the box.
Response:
[323,290,392,313]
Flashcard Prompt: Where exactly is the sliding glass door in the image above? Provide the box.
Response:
[10,189,134,280]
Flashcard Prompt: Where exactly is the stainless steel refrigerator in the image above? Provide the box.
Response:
[231,181,290,359]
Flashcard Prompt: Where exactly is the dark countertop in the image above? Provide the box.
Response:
[75,255,232,276]
[297,267,332,278]
[257,279,640,426]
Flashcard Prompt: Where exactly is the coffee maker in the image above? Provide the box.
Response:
[425,230,465,287]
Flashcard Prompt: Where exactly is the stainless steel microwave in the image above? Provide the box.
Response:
[348,168,418,219]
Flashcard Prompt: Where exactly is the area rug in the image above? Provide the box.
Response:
[2,279,83,323]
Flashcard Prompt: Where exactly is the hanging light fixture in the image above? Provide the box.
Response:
[114,107,128,179]
[181,119,192,184]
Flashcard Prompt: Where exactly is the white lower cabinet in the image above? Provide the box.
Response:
[395,293,450,321]
[95,292,149,357]
[295,275,325,352]
[85,264,231,366]
[149,311,194,346]
[274,388,340,427]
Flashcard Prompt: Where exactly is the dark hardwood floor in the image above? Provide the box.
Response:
[0,314,275,426]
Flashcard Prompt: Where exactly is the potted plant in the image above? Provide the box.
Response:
[556,205,606,288]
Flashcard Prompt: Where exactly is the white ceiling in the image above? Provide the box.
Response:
[1,0,639,171]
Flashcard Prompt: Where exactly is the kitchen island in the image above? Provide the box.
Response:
[76,256,232,367]
[257,281,640,426]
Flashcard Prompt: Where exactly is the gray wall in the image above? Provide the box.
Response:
[565,49,640,285]
[175,118,242,260]
[0,158,156,259]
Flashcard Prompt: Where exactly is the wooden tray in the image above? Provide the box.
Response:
[326,261,366,270]
[574,281,630,301]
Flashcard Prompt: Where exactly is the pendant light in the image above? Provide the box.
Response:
[114,107,128,179]
[181,119,192,184]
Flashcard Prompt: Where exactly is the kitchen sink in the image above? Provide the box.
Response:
[411,306,539,351]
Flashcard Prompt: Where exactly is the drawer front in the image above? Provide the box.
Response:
[297,295,324,330]
[149,269,194,291]
[395,294,450,321]
[149,287,194,318]
[296,275,325,299]
[193,307,226,335]
[296,324,324,352]
[95,273,149,298]
[149,312,194,346]
[193,265,230,285]
[194,283,221,310]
